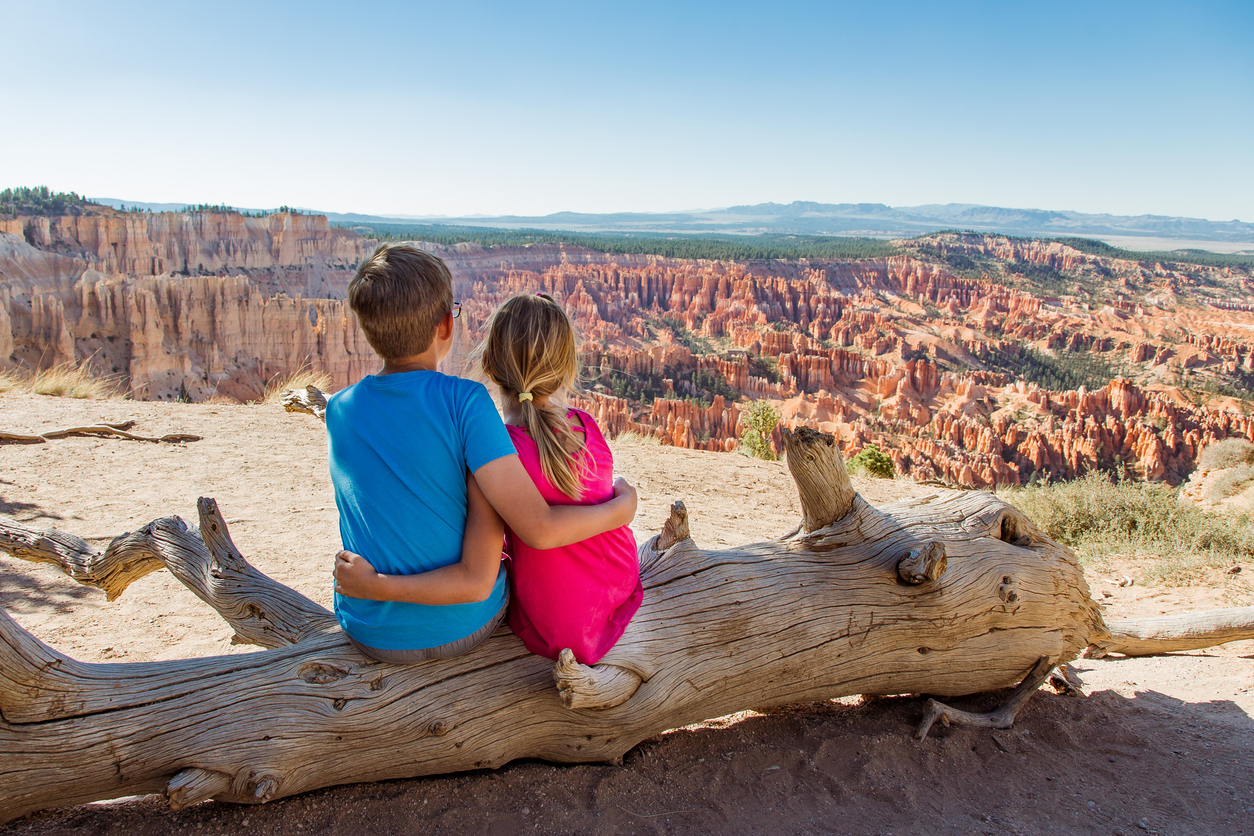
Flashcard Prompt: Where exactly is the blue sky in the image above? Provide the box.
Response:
[4,1,1251,220]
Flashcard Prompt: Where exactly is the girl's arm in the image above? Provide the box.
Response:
[334,472,505,605]
[472,453,637,551]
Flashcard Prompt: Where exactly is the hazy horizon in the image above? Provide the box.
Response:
[87,196,1253,227]
[73,195,1254,253]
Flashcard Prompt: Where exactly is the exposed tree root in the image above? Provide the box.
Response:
[915,656,1055,740]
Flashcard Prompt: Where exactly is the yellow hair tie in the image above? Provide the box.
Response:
[518,392,534,403]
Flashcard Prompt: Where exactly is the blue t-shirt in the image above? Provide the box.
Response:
[326,370,516,650]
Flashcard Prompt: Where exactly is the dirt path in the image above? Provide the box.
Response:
[2,394,1252,835]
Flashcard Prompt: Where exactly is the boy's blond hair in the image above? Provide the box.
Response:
[478,293,588,500]
[348,243,454,361]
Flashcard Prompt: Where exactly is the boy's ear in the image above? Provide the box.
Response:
[435,311,455,340]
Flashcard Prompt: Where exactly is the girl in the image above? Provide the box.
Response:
[478,293,642,665]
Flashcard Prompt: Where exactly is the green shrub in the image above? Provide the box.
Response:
[847,445,895,479]
[739,401,779,461]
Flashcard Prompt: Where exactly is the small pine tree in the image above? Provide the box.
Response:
[740,400,780,461]
[847,445,895,479]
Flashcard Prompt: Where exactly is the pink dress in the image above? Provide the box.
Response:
[504,409,642,665]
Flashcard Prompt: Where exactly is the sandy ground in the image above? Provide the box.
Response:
[1,393,1252,836]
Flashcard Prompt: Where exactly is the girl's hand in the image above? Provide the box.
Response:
[334,550,382,599]
[612,477,638,515]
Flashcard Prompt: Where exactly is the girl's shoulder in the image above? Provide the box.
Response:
[567,407,603,435]
[567,408,614,455]
[505,408,604,446]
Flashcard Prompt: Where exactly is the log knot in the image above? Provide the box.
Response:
[249,773,280,803]
[298,662,350,684]
[897,542,947,585]
[553,648,642,710]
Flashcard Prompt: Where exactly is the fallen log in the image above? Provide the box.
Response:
[0,425,1243,822]
[0,419,200,445]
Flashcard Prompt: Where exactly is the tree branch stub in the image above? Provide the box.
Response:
[781,427,857,533]
[655,501,690,551]
[1085,606,1254,658]
[280,386,328,422]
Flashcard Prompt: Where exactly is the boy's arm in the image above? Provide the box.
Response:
[473,454,637,551]
[334,473,504,605]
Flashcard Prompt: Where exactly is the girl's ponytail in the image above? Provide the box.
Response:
[478,294,589,500]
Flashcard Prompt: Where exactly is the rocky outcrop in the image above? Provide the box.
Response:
[2,209,371,297]
[10,270,375,401]
[0,209,375,400]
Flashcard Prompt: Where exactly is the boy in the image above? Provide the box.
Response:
[328,243,637,663]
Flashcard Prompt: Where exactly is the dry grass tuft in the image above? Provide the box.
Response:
[1197,438,1254,472]
[1001,472,1254,593]
[262,369,334,404]
[0,368,26,394]
[1204,464,1254,503]
[0,362,119,399]
[611,430,661,446]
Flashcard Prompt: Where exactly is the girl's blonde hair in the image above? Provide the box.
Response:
[478,293,588,499]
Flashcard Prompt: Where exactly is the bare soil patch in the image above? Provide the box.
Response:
[2,394,1252,835]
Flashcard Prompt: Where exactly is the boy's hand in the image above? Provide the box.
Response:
[334,550,383,599]
[612,477,638,517]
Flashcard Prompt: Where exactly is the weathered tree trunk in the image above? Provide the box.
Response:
[0,425,1242,822]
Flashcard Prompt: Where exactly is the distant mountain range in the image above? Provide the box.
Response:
[91,198,1254,249]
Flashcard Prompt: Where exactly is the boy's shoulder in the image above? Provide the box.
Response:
[328,373,494,416]
[421,372,495,406]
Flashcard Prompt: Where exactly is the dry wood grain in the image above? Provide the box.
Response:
[279,386,328,421]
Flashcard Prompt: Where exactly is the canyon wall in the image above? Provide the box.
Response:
[1,209,375,399]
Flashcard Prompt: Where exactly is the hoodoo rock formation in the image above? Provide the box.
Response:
[3,206,1253,486]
